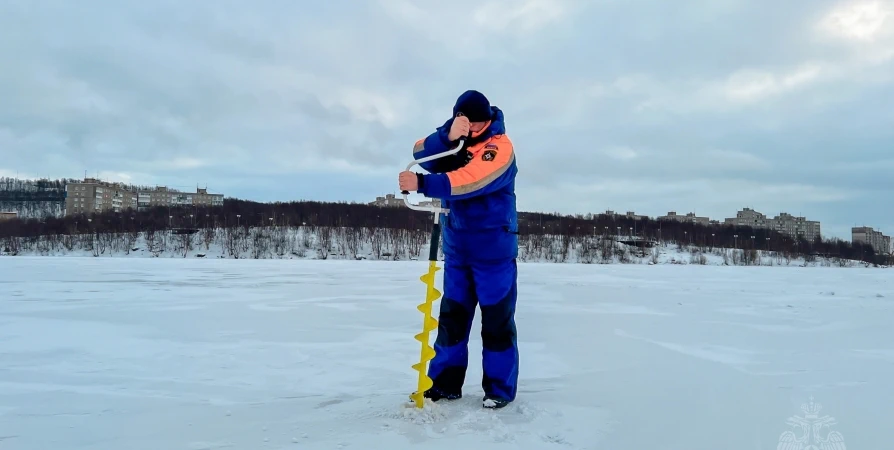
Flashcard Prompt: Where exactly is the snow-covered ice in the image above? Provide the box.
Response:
[1,257,890,449]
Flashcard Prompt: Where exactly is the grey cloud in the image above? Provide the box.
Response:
[1,0,892,240]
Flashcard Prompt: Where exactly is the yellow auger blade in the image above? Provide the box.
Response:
[401,141,458,409]
[409,260,441,408]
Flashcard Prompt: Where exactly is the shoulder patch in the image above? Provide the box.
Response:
[482,149,497,161]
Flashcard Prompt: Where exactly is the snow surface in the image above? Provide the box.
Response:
[1,257,891,449]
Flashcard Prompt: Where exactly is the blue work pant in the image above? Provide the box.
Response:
[427,258,519,401]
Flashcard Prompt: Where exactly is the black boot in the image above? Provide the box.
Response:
[482,395,510,409]
[409,388,462,403]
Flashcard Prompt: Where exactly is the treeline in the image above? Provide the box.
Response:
[0,225,436,261]
[0,201,66,220]
[0,177,69,202]
[0,222,877,268]
[515,210,885,264]
[0,196,889,265]
[0,177,72,193]
[0,176,164,201]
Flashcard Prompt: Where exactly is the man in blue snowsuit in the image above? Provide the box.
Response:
[398,90,519,409]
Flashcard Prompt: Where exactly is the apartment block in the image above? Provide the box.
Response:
[771,212,821,241]
[149,187,224,209]
[724,208,821,241]
[658,211,711,225]
[852,226,891,254]
[65,178,137,215]
[370,194,404,207]
[723,207,772,228]
[191,188,225,207]
[136,186,224,210]
[598,210,649,221]
[138,186,174,209]
[65,178,224,216]
[370,193,441,209]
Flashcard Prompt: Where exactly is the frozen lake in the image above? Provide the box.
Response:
[1,257,890,449]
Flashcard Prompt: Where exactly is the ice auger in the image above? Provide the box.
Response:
[402,138,464,409]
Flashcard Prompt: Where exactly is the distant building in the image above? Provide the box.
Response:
[369,194,403,207]
[0,211,16,221]
[724,207,772,228]
[852,226,891,254]
[369,193,442,209]
[771,212,821,241]
[724,208,821,241]
[149,187,224,210]
[658,211,711,225]
[598,210,648,221]
[190,188,224,207]
[65,178,224,215]
[65,178,136,215]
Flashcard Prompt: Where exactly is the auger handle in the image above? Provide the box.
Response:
[402,138,465,215]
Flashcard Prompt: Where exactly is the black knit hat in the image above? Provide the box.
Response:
[453,90,492,122]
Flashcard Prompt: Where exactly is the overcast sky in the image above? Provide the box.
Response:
[1,0,892,239]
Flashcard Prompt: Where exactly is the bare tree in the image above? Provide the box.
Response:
[369,227,385,259]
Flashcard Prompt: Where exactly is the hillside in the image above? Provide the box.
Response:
[0,224,880,268]
[0,193,887,266]
[0,177,68,219]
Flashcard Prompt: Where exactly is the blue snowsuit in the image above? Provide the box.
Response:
[412,95,519,403]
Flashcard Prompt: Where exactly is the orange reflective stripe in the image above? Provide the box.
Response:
[413,138,425,154]
[446,135,514,196]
